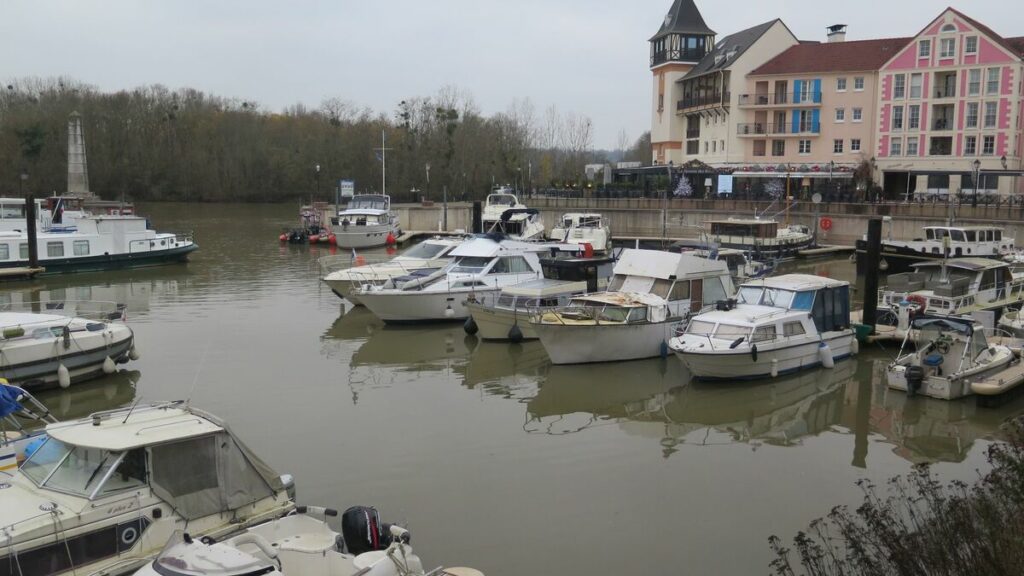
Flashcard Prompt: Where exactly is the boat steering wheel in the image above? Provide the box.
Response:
[934,336,952,354]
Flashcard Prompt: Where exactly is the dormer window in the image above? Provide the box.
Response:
[919,39,931,58]
[941,23,957,33]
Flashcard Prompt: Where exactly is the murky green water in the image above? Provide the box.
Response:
[5,203,1023,575]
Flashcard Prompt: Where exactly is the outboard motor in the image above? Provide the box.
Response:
[905,365,925,396]
[341,506,400,555]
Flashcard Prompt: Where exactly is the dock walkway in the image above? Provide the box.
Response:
[0,267,44,281]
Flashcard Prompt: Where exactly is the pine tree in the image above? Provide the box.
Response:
[673,176,693,197]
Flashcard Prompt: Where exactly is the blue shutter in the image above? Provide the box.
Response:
[813,79,822,103]
[812,109,821,133]
[793,80,802,104]
[792,111,800,134]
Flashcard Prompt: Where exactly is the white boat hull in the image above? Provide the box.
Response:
[359,289,499,323]
[466,303,538,340]
[886,354,1015,400]
[0,323,135,389]
[675,332,855,381]
[533,320,680,364]
[331,223,400,249]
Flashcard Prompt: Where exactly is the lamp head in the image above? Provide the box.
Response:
[973,159,981,170]
[1001,155,1008,169]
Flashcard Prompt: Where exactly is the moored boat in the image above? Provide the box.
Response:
[482,189,545,240]
[854,224,1015,275]
[547,212,611,252]
[330,194,401,249]
[0,379,57,472]
[705,218,812,260]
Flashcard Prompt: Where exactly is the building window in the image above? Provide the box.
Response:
[836,77,847,91]
[753,140,766,157]
[73,240,90,256]
[891,106,904,131]
[47,242,64,257]
[835,108,845,122]
[893,74,905,99]
[968,69,981,96]
[799,81,812,102]
[720,139,725,152]
[712,141,716,153]
[984,101,997,128]
[966,102,979,128]
[890,138,902,156]
[908,105,920,129]
[704,141,708,153]
[772,140,785,156]
[939,38,955,59]
[909,73,922,99]
[658,94,664,111]
[906,138,919,156]
[854,77,864,91]
[833,139,844,154]
[852,107,863,122]
[982,135,995,155]
[799,140,811,155]
[986,68,1000,94]
[919,40,931,58]
[965,135,977,155]
[851,138,861,152]
[966,36,978,54]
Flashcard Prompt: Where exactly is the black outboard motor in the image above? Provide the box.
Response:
[905,365,925,396]
[341,506,399,555]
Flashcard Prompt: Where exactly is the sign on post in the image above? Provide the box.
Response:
[340,180,355,198]
[716,175,733,196]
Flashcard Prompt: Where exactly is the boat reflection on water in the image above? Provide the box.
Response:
[33,369,140,421]
[0,269,189,318]
[457,341,550,397]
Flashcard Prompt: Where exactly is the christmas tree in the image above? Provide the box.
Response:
[764,178,784,200]
[673,176,693,197]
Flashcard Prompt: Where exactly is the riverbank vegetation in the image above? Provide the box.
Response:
[769,417,1024,576]
[0,77,650,202]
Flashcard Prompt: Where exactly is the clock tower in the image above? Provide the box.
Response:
[649,0,715,164]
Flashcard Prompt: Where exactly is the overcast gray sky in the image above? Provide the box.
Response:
[3,1,1021,148]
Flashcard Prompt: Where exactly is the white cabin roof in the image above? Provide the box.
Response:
[613,249,729,280]
[694,305,805,327]
[0,312,69,327]
[47,406,223,451]
[741,274,847,291]
[503,278,586,297]
[912,258,1007,271]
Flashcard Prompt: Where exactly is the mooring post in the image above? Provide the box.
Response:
[472,201,482,233]
[25,194,39,269]
[861,218,883,331]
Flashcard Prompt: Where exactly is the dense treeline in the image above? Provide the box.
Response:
[0,77,650,203]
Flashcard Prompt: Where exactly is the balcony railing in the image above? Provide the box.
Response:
[737,92,822,106]
[685,129,701,139]
[736,122,821,136]
[932,118,955,131]
[651,49,707,66]
[677,92,730,111]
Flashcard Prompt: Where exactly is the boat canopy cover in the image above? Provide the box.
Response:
[911,316,975,335]
[500,208,539,221]
[613,249,728,280]
[0,383,24,419]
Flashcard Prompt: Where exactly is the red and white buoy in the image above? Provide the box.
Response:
[385,232,397,246]
[328,234,337,245]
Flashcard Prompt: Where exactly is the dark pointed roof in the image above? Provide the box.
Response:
[650,0,715,41]
[682,20,782,79]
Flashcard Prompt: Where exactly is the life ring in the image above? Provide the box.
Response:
[820,217,833,231]
[906,294,927,316]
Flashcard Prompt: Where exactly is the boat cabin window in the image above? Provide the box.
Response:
[687,320,716,335]
[714,323,749,339]
[702,277,728,305]
[762,288,795,309]
[348,196,388,211]
[498,294,515,307]
[965,230,976,242]
[995,230,1002,241]
[926,229,935,240]
[20,437,147,499]
[783,321,806,336]
[626,308,647,323]
[490,256,532,274]
[917,267,975,284]
[47,241,64,257]
[403,242,449,259]
[19,243,28,260]
[651,279,672,298]
[751,325,776,342]
[73,240,90,256]
[711,221,777,238]
[737,286,763,304]
[0,204,26,219]
[0,244,7,260]
[451,256,492,273]
[607,274,625,292]
[809,285,850,333]
[669,280,690,301]
[950,230,965,242]
[488,194,517,206]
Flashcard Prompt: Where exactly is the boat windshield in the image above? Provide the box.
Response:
[687,320,716,335]
[737,286,763,304]
[402,242,449,259]
[451,256,493,273]
[737,287,814,310]
[487,194,517,207]
[21,437,146,498]
[714,323,750,339]
[916,267,976,284]
[348,196,388,211]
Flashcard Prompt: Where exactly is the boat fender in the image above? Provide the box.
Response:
[582,242,594,258]
[444,304,456,319]
[129,346,141,361]
[850,338,859,355]
[62,326,71,349]
[819,342,835,369]
[328,234,337,246]
[464,317,479,335]
[750,344,758,363]
[660,340,669,358]
[309,234,320,244]
[2,327,25,339]
[56,363,72,388]
[771,358,779,378]
[729,336,745,349]
[102,356,116,374]
[509,323,524,343]
[279,233,287,242]
[386,232,397,246]
[879,258,889,272]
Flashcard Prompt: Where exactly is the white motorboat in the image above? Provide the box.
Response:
[482,189,545,240]
[886,316,1018,400]
[321,237,466,304]
[0,302,137,389]
[855,224,1014,275]
[330,194,401,249]
[464,255,615,341]
[705,218,812,260]
[0,196,90,234]
[0,402,296,576]
[671,274,857,380]
[357,237,581,323]
[133,506,483,576]
[0,379,56,473]
[0,213,196,274]
[997,309,1024,337]
[547,213,611,252]
[531,250,734,364]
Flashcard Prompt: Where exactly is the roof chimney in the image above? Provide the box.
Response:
[827,24,847,43]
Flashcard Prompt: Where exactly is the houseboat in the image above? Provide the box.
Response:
[705,218,812,259]
[854,224,1014,275]
[482,189,545,240]
[330,194,401,249]
[547,212,611,252]
[671,274,856,380]
[531,250,734,364]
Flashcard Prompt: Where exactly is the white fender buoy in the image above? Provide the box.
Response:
[897,300,911,332]
[444,304,455,318]
[102,356,116,374]
[129,346,141,361]
[819,342,835,369]
[850,337,859,355]
[879,258,889,272]
[57,364,71,388]
[770,358,779,378]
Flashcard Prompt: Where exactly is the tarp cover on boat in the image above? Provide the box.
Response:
[0,384,23,419]
[911,316,974,335]
[149,409,284,520]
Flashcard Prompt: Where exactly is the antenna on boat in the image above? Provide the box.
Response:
[374,130,392,196]
[185,338,212,407]
[121,397,142,424]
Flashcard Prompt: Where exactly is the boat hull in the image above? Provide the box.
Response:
[886,354,1015,400]
[0,325,135,389]
[0,244,197,276]
[533,320,680,365]
[853,240,1005,275]
[466,303,538,340]
[359,289,498,323]
[331,223,400,248]
[675,332,855,381]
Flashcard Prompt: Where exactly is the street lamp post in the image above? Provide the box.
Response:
[663,160,672,243]
[828,160,835,200]
[315,164,321,202]
[972,158,981,208]
[528,161,532,196]
[425,163,431,203]
[19,169,27,197]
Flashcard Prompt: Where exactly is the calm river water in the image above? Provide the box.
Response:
[6,202,1024,575]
